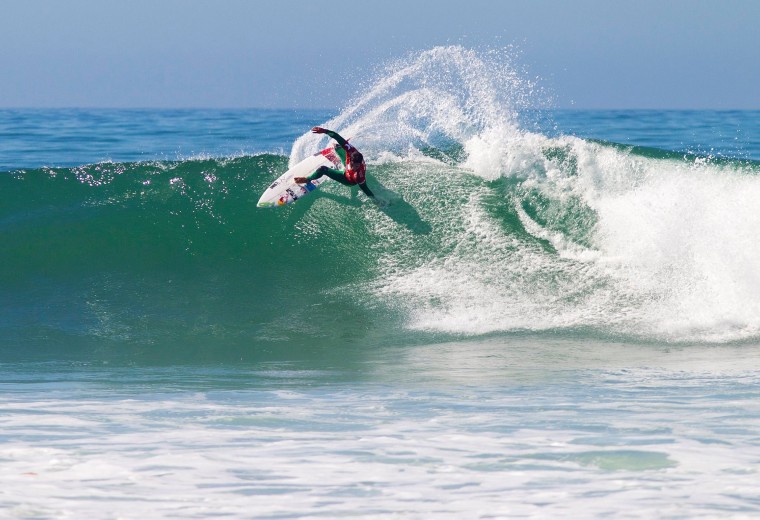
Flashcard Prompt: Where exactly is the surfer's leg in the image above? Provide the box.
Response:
[307,166,354,187]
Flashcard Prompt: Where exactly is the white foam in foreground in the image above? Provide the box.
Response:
[2,343,760,518]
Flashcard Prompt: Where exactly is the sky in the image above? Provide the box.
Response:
[1,0,759,110]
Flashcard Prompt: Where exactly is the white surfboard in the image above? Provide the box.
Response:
[257,147,344,208]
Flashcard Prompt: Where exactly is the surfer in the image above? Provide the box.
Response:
[294,127,374,198]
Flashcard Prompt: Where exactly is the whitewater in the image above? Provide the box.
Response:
[2,46,760,518]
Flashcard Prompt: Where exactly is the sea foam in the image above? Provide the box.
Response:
[298,46,760,343]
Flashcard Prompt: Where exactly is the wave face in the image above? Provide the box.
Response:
[3,46,760,362]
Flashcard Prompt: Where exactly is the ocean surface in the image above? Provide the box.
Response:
[3,47,760,518]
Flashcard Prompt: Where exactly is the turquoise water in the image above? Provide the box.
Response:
[3,47,760,518]
[4,108,760,171]
[0,108,330,171]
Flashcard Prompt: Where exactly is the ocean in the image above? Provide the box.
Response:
[3,46,760,518]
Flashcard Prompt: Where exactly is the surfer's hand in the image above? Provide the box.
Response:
[311,127,326,134]
[293,177,308,184]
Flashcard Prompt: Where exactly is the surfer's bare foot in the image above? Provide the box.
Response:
[293,177,308,184]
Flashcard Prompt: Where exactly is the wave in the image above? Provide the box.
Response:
[3,47,760,361]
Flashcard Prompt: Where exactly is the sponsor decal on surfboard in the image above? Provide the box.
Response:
[257,146,345,208]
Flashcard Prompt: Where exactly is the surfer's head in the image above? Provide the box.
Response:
[350,151,364,166]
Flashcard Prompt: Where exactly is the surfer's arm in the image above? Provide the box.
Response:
[359,182,374,198]
[312,127,348,148]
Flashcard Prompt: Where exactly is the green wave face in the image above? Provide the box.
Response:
[3,137,760,365]
[0,154,466,363]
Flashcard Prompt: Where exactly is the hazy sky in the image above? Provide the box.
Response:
[2,0,758,109]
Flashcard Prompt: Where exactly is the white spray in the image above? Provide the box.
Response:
[295,46,760,343]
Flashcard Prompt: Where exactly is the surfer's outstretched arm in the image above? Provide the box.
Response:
[312,127,348,148]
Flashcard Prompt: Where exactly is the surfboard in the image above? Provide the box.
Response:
[257,147,344,208]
